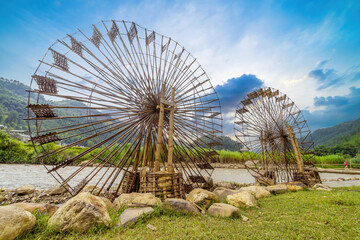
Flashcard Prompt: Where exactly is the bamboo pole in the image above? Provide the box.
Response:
[260,131,266,172]
[154,83,165,172]
[285,122,304,173]
[167,87,175,173]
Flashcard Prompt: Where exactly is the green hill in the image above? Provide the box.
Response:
[0,82,29,130]
[311,118,360,147]
[0,77,108,146]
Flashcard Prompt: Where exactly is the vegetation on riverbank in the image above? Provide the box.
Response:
[18,186,360,239]
[1,131,359,168]
[0,131,94,165]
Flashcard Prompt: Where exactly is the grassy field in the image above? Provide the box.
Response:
[314,155,360,168]
[19,186,360,240]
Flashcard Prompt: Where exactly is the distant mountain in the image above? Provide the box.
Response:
[311,118,360,147]
[0,77,108,146]
[0,80,29,130]
[0,77,32,99]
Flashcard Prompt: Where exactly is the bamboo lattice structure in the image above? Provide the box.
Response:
[27,20,223,199]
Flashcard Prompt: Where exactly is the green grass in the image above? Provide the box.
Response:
[313,154,360,168]
[18,186,360,240]
[218,150,244,163]
[314,155,345,165]
[218,150,261,163]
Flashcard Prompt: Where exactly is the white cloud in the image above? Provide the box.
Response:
[2,0,358,131]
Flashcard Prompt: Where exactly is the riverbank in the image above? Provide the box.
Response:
[2,131,358,167]
[9,185,360,239]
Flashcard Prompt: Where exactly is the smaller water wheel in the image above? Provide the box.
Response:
[234,87,321,186]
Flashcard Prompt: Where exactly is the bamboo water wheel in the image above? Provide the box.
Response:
[26,20,223,199]
[234,87,321,186]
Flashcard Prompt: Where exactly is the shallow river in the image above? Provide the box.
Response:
[1,164,360,190]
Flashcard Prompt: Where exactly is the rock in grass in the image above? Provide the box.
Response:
[48,192,111,232]
[186,188,219,209]
[16,185,35,195]
[9,202,58,216]
[116,207,154,227]
[81,185,102,195]
[312,184,331,191]
[240,186,271,199]
[213,187,238,202]
[198,176,214,189]
[214,181,238,189]
[266,184,288,194]
[164,198,199,213]
[147,223,157,231]
[114,193,161,210]
[100,197,114,210]
[226,191,257,207]
[287,185,303,192]
[0,195,4,203]
[0,206,36,240]
[286,182,305,192]
[242,215,250,222]
[208,203,240,217]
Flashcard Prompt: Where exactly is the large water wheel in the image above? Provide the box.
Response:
[26,20,223,199]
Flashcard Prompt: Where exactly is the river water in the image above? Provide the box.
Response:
[1,164,360,190]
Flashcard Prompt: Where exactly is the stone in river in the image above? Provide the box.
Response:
[16,185,35,195]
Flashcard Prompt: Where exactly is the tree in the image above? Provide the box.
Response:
[5,110,18,125]
[314,145,329,156]
[339,143,357,157]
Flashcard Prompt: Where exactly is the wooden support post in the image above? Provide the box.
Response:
[167,87,175,173]
[154,83,165,172]
[133,147,140,172]
[142,130,151,168]
[153,175,156,195]
[285,122,304,173]
[260,131,266,171]
[128,148,140,192]
[162,166,167,199]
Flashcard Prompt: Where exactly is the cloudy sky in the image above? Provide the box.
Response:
[1,0,359,135]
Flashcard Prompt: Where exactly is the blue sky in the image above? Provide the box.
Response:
[0,0,359,135]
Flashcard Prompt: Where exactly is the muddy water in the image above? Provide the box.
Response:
[1,164,359,190]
